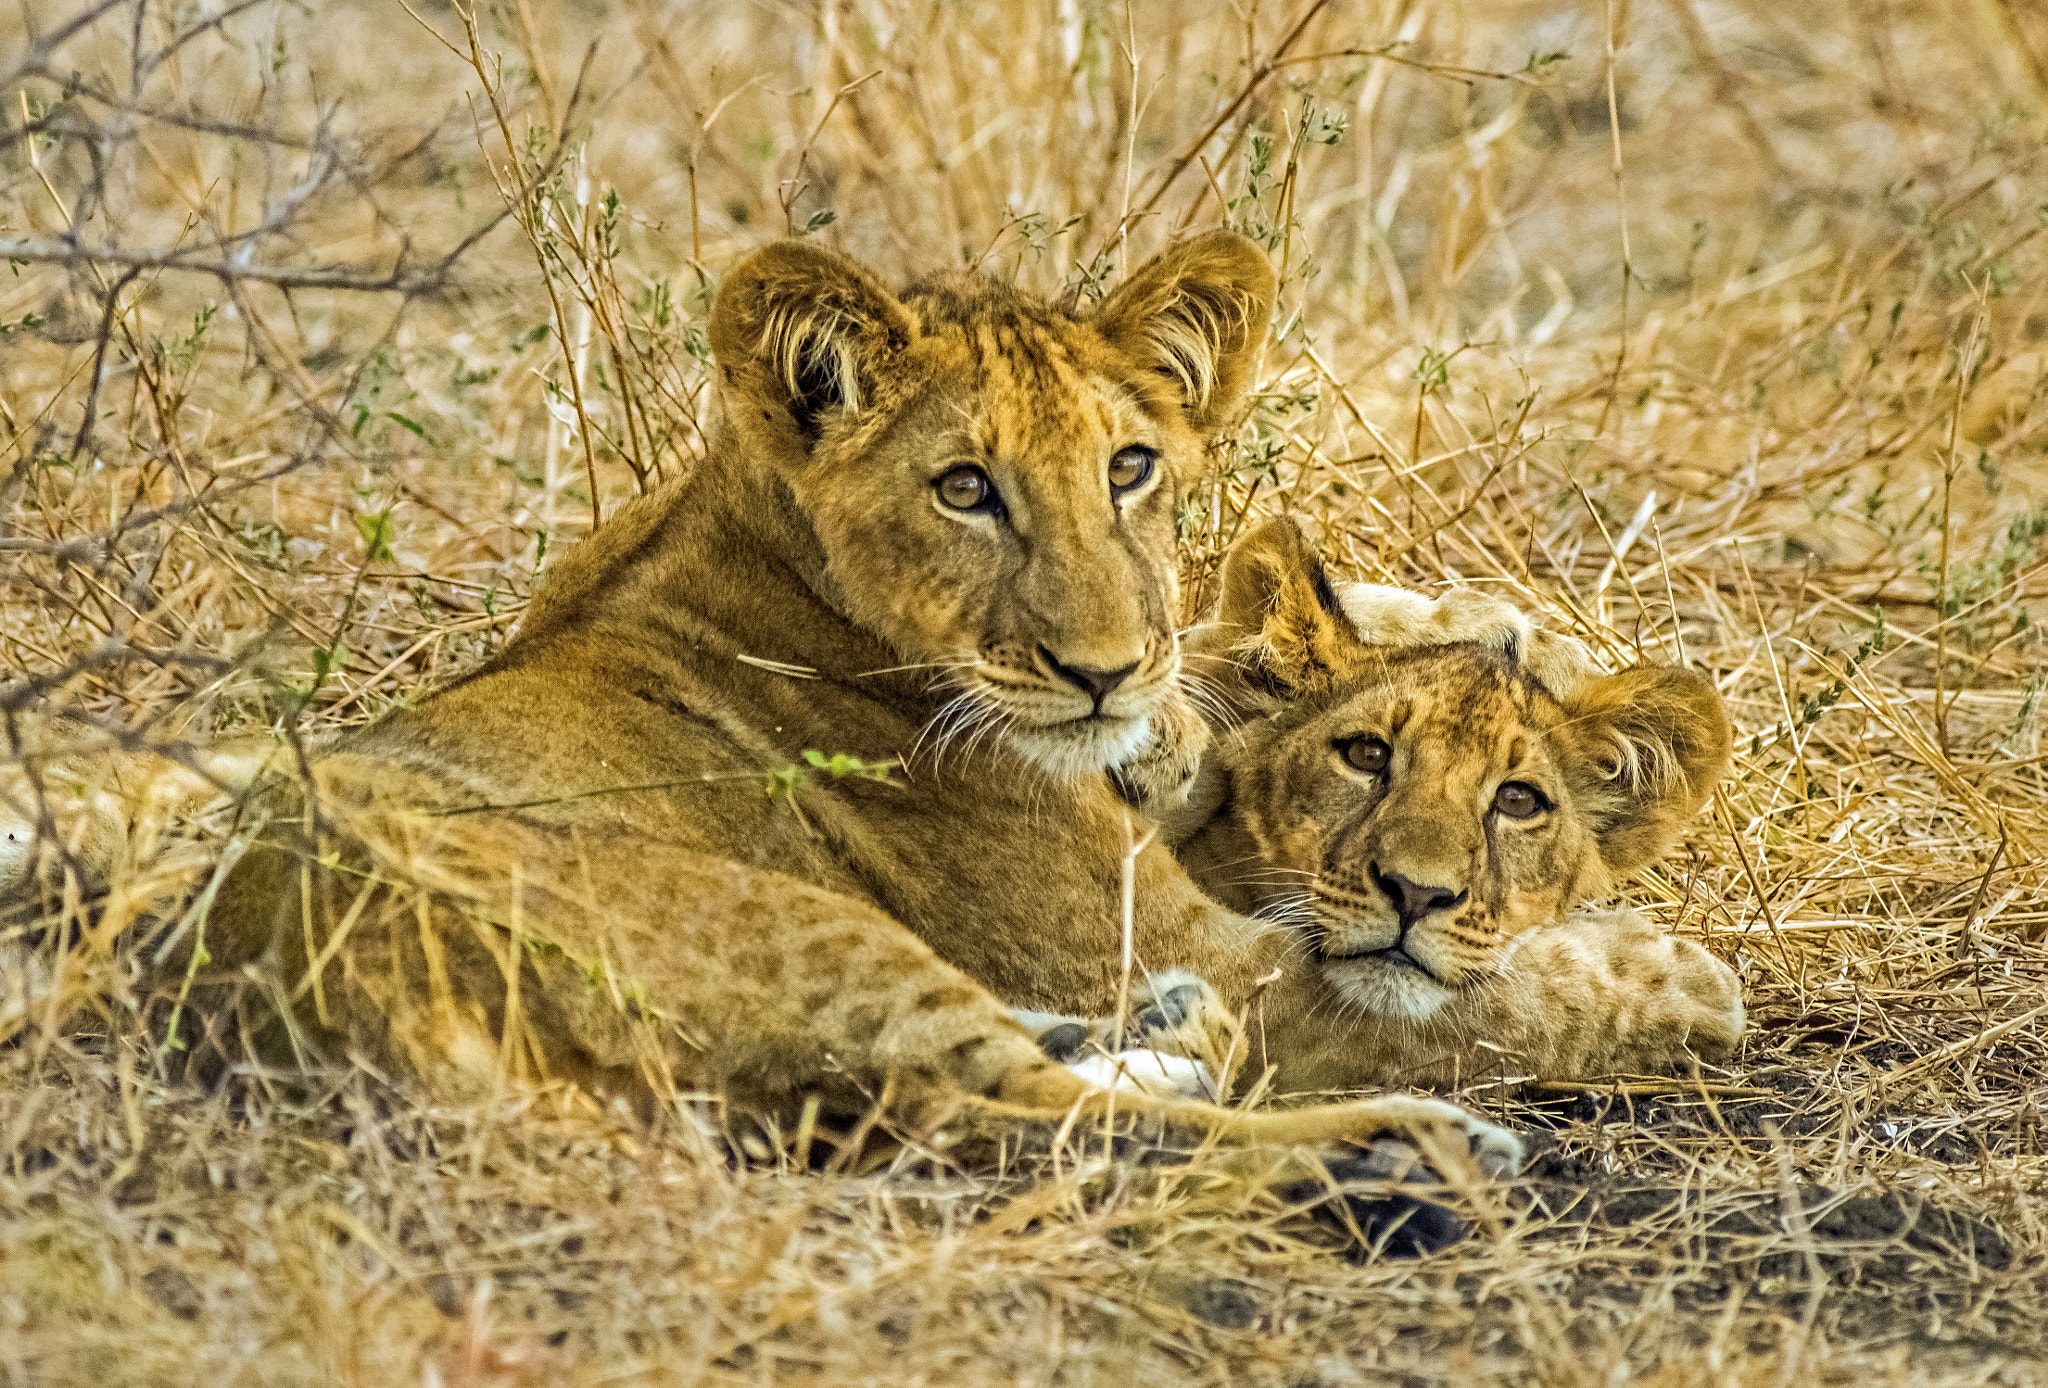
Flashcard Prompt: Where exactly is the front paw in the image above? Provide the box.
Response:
[1607,922,1745,1064]
[1370,1093,1525,1180]
[1015,969,1240,1077]
[1110,696,1209,819]
[1334,582,1530,654]
[1657,935,1745,1059]
[1499,911,1747,1076]
[1424,588,1535,654]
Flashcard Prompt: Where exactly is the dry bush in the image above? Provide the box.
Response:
[2,0,2047,1383]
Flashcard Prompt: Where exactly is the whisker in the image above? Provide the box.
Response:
[957,700,1013,766]
[1177,669,1244,734]
[857,657,983,679]
[914,686,1002,772]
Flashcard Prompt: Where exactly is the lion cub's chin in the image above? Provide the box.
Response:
[1006,713,1152,780]
[1324,956,1458,1022]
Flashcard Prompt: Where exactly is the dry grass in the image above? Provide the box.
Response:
[3,0,2048,1382]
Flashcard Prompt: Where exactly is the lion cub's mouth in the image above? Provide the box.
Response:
[1323,943,1437,980]
[1004,708,1152,779]
[1321,947,1459,1022]
[954,660,1174,780]
[1310,907,1460,1020]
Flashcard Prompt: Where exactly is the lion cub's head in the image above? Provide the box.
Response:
[1184,520,1732,1021]
[705,234,1275,781]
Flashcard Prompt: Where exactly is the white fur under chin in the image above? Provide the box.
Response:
[1325,957,1456,1021]
[1066,1049,1217,1101]
[1007,715,1153,779]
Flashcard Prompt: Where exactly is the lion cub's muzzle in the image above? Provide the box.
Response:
[1310,863,1480,1021]
[968,634,1181,779]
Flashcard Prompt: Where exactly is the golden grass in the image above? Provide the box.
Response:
[3,0,2047,1382]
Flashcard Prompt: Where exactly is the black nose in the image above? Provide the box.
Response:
[1372,866,1466,926]
[1040,647,1139,708]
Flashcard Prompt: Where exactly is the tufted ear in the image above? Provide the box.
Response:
[1093,232,1276,433]
[1211,517,1358,699]
[709,240,920,450]
[1554,666,1732,875]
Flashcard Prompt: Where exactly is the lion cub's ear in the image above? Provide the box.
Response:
[1554,667,1733,876]
[1210,517,1358,701]
[709,240,920,449]
[1093,232,1276,433]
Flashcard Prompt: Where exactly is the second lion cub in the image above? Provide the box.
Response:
[1145,520,1746,1086]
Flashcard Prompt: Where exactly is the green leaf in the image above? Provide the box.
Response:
[386,410,433,443]
[797,750,897,783]
[355,511,396,562]
[312,639,347,680]
[764,763,807,801]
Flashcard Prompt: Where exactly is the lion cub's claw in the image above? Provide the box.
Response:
[1133,979,1205,1035]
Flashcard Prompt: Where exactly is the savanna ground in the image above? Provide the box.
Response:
[2,0,2047,1382]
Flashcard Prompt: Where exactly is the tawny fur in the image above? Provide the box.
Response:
[133,235,1521,1174]
[1149,519,1746,1086]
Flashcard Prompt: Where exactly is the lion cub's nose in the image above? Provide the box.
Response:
[1039,646,1140,708]
[1372,866,1466,926]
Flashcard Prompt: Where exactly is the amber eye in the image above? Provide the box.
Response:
[1338,737,1391,775]
[935,466,1000,514]
[1494,782,1546,819]
[1108,446,1157,496]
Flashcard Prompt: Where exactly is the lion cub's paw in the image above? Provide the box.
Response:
[1522,910,1747,1073]
[1014,1013,1216,1099]
[1357,1093,1525,1181]
[1064,1048,1218,1100]
[1012,969,1239,1098]
[1589,910,1745,1063]
[1282,1108,1521,1258]
[1655,934,1746,1058]
[1108,969,1240,1079]
[1110,697,1210,819]
[1287,1138,1471,1257]
[1335,582,1530,654]
[1127,969,1235,1054]
[1332,582,1601,696]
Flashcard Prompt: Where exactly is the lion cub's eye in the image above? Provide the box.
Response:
[1107,446,1157,496]
[1493,782,1547,819]
[1336,736,1391,775]
[935,466,1001,515]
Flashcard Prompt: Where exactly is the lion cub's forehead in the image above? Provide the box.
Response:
[1330,646,1565,753]
[900,273,1145,448]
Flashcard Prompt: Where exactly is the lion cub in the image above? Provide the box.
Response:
[75,233,1528,1222]
[1145,520,1745,1085]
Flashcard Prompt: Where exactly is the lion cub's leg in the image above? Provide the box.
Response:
[1334,582,1601,693]
[220,773,1526,1253]
[1480,907,1745,1078]
[494,838,1528,1193]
